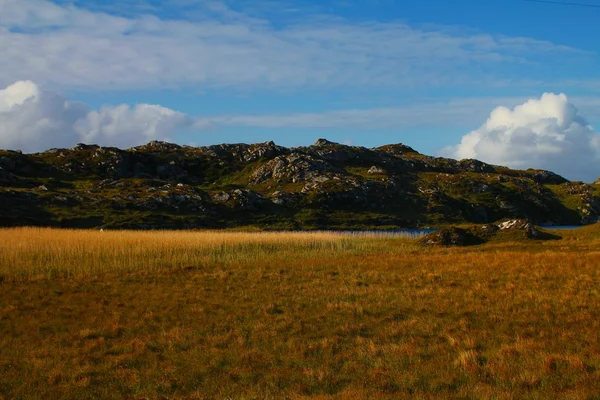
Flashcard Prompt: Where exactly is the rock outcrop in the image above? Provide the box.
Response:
[421,219,561,246]
[420,227,486,246]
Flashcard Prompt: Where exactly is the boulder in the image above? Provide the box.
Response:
[495,218,556,239]
[72,143,100,151]
[270,190,297,206]
[313,138,336,147]
[376,143,419,156]
[368,166,385,174]
[530,169,568,185]
[250,153,336,184]
[244,141,284,162]
[459,159,496,173]
[212,192,231,203]
[420,227,485,246]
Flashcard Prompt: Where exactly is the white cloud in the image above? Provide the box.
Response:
[0,81,206,152]
[3,79,600,183]
[0,0,591,90]
[0,80,88,151]
[442,93,600,182]
[76,104,201,146]
[0,80,41,110]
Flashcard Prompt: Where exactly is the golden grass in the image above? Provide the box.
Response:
[1,227,600,399]
[0,228,418,281]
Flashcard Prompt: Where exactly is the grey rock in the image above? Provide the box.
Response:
[459,159,496,173]
[368,166,385,174]
[530,169,568,185]
[212,192,231,203]
[250,153,338,185]
[313,138,335,147]
[72,143,100,151]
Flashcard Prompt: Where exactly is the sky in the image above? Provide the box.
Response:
[1,0,600,181]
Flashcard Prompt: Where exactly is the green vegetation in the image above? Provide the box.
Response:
[1,140,598,229]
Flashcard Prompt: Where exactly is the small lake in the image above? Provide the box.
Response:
[336,225,588,238]
[540,225,585,230]
[337,229,437,238]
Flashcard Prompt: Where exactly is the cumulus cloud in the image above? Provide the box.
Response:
[0,81,206,152]
[3,80,600,183]
[75,104,206,147]
[0,0,591,91]
[442,93,600,182]
[0,80,88,151]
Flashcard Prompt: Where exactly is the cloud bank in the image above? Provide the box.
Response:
[0,0,590,91]
[442,93,600,182]
[0,81,205,152]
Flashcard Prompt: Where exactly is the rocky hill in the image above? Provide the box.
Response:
[1,139,599,229]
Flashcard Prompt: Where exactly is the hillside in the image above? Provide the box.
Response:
[1,139,599,229]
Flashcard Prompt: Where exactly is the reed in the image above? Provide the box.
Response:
[0,228,418,281]
[1,227,599,399]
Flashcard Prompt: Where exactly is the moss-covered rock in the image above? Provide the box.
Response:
[420,227,486,246]
[421,219,561,246]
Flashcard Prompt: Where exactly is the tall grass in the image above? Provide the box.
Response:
[0,228,418,281]
[2,227,600,399]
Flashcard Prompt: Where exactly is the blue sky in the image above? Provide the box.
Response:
[1,0,600,180]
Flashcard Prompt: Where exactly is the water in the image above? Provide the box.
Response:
[332,225,587,238]
[540,225,585,230]
[335,229,437,238]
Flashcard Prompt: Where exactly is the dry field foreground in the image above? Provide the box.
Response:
[1,228,600,399]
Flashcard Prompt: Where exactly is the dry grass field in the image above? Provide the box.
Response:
[1,227,600,399]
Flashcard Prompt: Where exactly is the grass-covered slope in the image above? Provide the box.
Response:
[1,139,598,229]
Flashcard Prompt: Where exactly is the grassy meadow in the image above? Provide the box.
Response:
[1,227,600,399]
